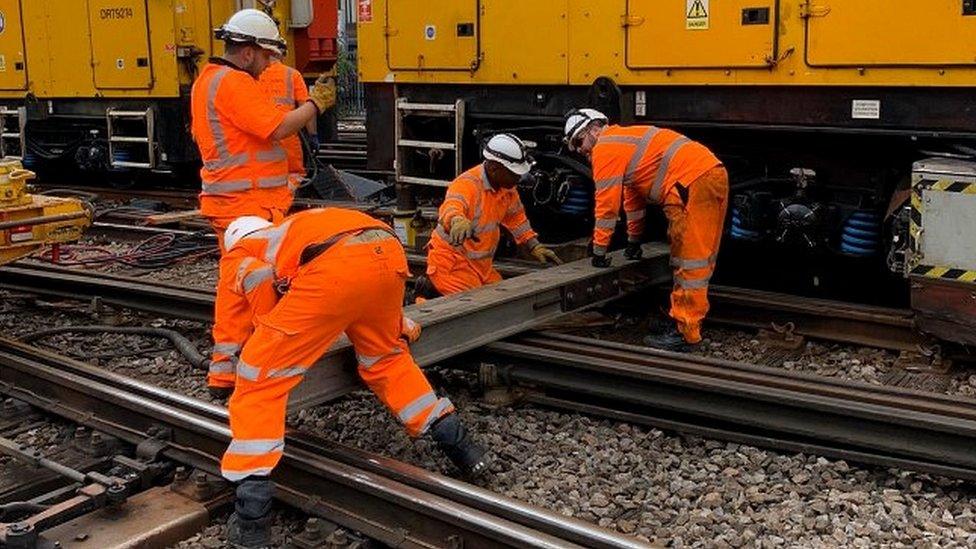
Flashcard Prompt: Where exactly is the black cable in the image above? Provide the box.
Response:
[20,325,210,370]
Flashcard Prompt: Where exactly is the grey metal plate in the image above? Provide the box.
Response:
[920,189,976,271]
[914,158,976,181]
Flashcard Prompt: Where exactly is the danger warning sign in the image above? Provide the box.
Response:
[686,0,709,30]
[359,0,373,23]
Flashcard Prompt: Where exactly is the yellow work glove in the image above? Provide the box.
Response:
[401,316,422,343]
[308,74,336,114]
[448,216,474,246]
[530,244,563,265]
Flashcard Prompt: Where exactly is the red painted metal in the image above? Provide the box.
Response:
[294,0,340,74]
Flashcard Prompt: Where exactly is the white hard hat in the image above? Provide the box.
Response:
[224,216,272,250]
[215,9,287,57]
[564,108,609,150]
[482,133,533,176]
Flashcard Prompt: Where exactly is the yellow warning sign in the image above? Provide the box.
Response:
[686,0,709,30]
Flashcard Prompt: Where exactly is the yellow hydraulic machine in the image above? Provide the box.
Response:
[0,160,91,265]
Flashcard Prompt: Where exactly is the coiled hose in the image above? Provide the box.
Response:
[20,325,209,370]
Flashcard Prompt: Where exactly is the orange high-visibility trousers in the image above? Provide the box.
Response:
[426,246,503,295]
[663,166,729,344]
[220,235,454,481]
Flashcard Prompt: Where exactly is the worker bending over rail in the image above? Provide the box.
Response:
[190,9,335,252]
[564,109,728,352]
[212,208,487,547]
[416,133,562,300]
[259,57,317,188]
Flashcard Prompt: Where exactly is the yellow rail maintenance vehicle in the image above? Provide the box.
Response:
[0,159,91,265]
[0,1,337,179]
[359,0,976,346]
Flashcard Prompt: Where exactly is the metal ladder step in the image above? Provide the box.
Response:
[0,106,25,160]
[395,99,465,188]
[106,108,155,169]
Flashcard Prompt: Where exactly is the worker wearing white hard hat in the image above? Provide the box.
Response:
[190,8,337,253]
[416,133,562,300]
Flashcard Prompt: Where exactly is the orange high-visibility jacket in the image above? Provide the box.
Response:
[190,59,292,221]
[259,61,310,176]
[427,164,539,288]
[210,208,393,384]
[591,125,721,254]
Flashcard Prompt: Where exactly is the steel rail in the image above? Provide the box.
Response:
[705,285,926,352]
[0,339,649,549]
[484,332,976,481]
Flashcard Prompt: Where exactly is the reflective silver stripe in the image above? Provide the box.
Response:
[435,224,452,242]
[671,253,717,270]
[267,366,307,379]
[649,137,690,203]
[285,67,296,104]
[419,398,455,434]
[205,67,249,171]
[623,126,660,186]
[222,468,273,481]
[242,265,274,293]
[595,176,622,191]
[467,249,495,260]
[213,342,241,356]
[598,135,641,146]
[201,180,252,194]
[510,220,532,239]
[209,361,235,374]
[626,209,646,222]
[237,359,262,381]
[479,165,492,191]
[274,97,292,106]
[474,221,498,237]
[444,192,470,209]
[227,438,285,455]
[675,273,712,289]
[236,257,256,281]
[260,220,293,264]
[257,175,289,189]
[357,348,401,369]
[398,391,438,423]
[595,217,617,230]
[593,245,608,255]
[255,145,287,163]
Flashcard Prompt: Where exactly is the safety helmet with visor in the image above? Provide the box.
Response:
[564,108,608,152]
[214,9,287,57]
[482,133,533,176]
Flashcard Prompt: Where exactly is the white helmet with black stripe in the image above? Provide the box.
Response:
[563,108,609,151]
[215,9,287,57]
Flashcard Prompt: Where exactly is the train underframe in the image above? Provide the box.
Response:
[368,81,976,347]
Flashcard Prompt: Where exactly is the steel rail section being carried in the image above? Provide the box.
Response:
[0,245,671,410]
[485,332,976,481]
[0,339,649,549]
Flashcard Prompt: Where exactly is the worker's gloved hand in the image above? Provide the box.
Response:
[308,74,337,114]
[530,244,563,265]
[401,316,422,343]
[591,253,612,268]
[624,242,643,261]
[448,216,474,245]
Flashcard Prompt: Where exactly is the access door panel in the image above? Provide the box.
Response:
[0,0,27,90]
[386,0,480,71]
[88,0,153,89]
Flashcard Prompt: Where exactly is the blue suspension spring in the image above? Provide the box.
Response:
[729,205,760,240]
[840,210,881,256]
[559,184,592,216]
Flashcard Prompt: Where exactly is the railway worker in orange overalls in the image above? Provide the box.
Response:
[190,8,335,252]
[415,134,562,300]
[564,109,728,352]
[258,58,317,188]
[213,208,487,547]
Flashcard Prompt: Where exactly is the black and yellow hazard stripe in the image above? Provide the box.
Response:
[908,176,976,281]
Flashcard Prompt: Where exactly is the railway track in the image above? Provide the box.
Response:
[0,338,645,548]
[483,332,976,482]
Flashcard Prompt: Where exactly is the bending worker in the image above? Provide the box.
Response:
[190,8,335,251]
[259,57,317,187]
[564,109,728,352]
[417,133,561,299]
[213,208,487,547]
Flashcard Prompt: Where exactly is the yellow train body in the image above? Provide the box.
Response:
[359,0,976,87]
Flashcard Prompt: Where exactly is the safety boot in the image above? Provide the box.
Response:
[428,413,489,477]
[227,478,273,548]
[643,328,696,353]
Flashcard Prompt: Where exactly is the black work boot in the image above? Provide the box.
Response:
[227,478,273,548]
[428,413,489,477]
[643,328,696,353]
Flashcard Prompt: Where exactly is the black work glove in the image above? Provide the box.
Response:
[624,242,643,261]
[591,253,612,268]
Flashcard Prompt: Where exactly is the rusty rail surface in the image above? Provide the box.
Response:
[0,339,648,549]
[484,332,976,481]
